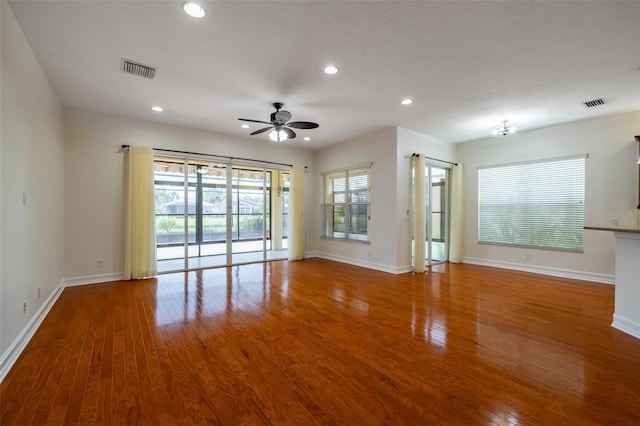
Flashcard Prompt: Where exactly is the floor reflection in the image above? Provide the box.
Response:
[410,275,450,352]
[490,407,521,426]
[154,262,286,327]
[331,286,369,314]
[424,317,447,349]
[477,322,585,395]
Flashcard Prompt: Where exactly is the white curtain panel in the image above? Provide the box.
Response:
[449,163,464,263]
[271,170,284,251]
[288,165,305,261]
[413,155,427,273]
[124,145,157,280]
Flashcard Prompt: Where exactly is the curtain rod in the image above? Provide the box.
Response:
[120,145,303,168]
[411,152,458,166]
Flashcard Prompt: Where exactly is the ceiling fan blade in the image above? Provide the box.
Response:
[286,121,319,129]
[250,126,273,135]
[239,118,273,125]
[282,127,297,139]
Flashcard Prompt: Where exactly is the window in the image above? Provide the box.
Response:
[322,166,370,242]
[478,156,585,252]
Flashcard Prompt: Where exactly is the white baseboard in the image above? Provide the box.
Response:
[0,280,64,382]
[612,315,640,340]
[462,257,615,284]
[308,252,407,274]
[0,272,126,382]
[395,265,414,274]
[63,272,124,287]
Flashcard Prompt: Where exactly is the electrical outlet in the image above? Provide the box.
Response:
[525,252,532,261]
[97,259,104,268]
[23,302,27,314]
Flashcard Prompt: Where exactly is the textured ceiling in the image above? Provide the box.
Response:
[7,0,640,148]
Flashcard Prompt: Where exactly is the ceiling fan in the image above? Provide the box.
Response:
[238,102,319,142]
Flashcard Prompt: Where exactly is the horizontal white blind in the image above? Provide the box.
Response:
[478,157,585,252]
[348,168,370,202]
[326,173,346,203]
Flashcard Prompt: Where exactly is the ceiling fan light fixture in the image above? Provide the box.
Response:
[241,124,250,129]
[492,120,518,137]
[269,129,288,142]
[183,2,206,18]
[239,103,318,142]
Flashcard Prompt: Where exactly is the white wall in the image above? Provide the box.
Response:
[313,128,399,272]
[63,109,315,279]
[396,127,456,270]
[457,111,640,282]
[1,2,64,357]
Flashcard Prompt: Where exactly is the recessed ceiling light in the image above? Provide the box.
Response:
[241,124,250,129]
[183,2,206,18]
[401,98,413,105]
[151,106,164,112]
[324,65,339,75]
[304,137,311,141]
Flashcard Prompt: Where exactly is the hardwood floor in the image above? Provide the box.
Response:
[1,259,639,425]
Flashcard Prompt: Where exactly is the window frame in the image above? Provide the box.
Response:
[321,165,371,243]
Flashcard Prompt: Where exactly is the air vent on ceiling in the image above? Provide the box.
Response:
[582,98,606,108]
[121,59,157,79]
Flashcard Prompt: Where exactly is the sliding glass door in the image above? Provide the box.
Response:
[154,158,288,272]
[412,163,449,266]
[428,166,448,264]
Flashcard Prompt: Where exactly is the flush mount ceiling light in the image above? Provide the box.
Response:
[269,129,288,142]
[401,98,413,105]
[183,2,206,18]
[240,124,250,129]
[324,65,339,75]
[151,106,164,112]
[304,137,311,141]
[492,120,518,136]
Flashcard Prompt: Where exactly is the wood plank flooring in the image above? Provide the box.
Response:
[1,259,639,425]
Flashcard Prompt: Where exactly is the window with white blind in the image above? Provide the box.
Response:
[478,156,585,252]
[322,166,370,242]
